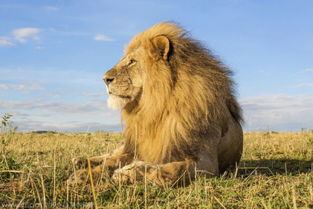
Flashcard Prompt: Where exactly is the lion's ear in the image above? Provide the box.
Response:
[150,35,171,61]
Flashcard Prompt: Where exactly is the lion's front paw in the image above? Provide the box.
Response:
[112,161,143,184]
[72,157,88,169]
[112,161,160,185]
[112,167,137,184]
[67,169,89,185]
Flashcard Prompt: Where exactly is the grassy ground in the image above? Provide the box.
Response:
[0,131,312,208]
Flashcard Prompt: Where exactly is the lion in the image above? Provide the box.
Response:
[68,22,243,186]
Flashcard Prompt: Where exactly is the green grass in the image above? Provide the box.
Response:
[0,131,312,208]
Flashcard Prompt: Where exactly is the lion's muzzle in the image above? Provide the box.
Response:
[103,75,115,86]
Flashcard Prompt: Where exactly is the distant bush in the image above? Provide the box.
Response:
[0,114,21,180]
[1,113,17,133]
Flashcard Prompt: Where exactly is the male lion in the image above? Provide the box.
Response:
[68,22,243,186]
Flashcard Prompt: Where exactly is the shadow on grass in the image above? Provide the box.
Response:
[237,159,312,176]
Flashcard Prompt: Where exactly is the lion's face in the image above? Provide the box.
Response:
[103,34,171,110]
[103,47,146,109]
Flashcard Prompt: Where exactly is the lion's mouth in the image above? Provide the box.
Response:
[109,92,131,99]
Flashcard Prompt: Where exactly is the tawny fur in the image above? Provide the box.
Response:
[68,22,243,186]
[121,22,242,165]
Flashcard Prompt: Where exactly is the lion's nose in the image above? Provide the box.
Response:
[103,76,115,85]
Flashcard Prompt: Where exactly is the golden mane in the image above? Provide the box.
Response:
[69,22,243,186]
[122,22,242,164]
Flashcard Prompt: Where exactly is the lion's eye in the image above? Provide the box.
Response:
[128,59,136,66]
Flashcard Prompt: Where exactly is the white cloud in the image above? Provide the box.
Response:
[0,36,14,46]
[0,84,8,89]
[12,27,41,43]
[35,46,45,50]
[294,83,313,88]
[304,68,313,72]
[0,99,121,132]
[240,94,313,132]
[0,83,44,91]
[0,99,117,116]
[14,119,121,133]
[93,34,113,41]
[83,91,105,97]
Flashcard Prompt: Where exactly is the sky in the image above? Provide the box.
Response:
[1,0,313,132]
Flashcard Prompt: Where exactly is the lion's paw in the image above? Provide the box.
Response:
[112,161,160,185]
[72,157,89,169]
[112,161,144,184]
[112,167,137,184]
[67,169,89,185]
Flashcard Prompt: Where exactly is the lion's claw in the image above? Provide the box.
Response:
[72,157,88,169]
[67,169,89,185]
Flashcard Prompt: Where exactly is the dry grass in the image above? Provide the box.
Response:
[0,131,312,208]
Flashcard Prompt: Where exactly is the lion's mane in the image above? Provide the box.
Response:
[121,22,242,166]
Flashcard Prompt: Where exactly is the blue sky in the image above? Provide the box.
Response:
[1,0,313,132]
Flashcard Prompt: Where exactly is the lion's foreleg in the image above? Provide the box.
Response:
[68,146,133,184]
[72,146,128,169]
[112,159,196,186]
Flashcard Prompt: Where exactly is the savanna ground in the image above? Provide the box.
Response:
[0,130,312,208]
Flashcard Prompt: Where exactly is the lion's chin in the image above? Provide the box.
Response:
[107,95,129,110]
